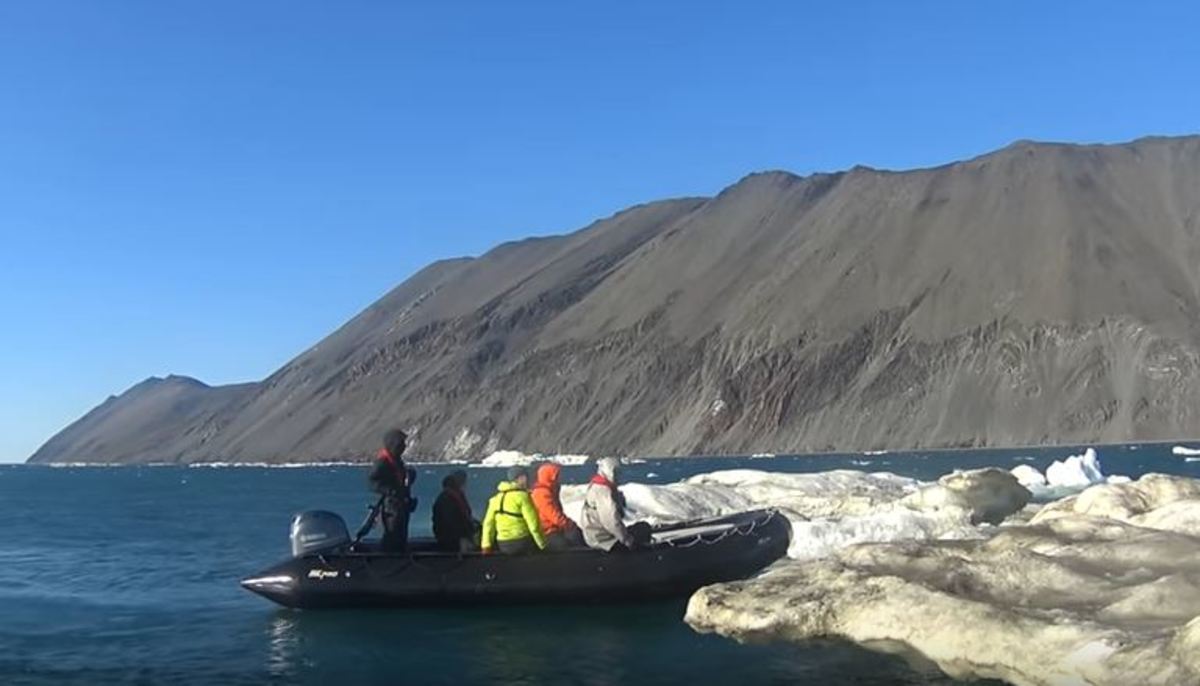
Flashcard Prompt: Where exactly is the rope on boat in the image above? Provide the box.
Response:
[658,510,774,549]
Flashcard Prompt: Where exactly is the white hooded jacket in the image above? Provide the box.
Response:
[580,458,634,551]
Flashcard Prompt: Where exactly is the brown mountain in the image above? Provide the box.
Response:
[28,135,1200,464]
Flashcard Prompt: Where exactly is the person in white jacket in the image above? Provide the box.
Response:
[580,457,637,551]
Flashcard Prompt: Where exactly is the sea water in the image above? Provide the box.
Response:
[2,443,1196,686]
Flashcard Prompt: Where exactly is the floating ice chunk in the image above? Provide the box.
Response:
[476,450,538,467]
[749,452,775,459]
[1173,445,1200,456]
[45,462,123,468]
[549,454,591,466]
[476,450,591,467]
[1010,464,1047,488]
[1045,447,1105,488]
[1009,447,1122,500]
[687,473,1200,686]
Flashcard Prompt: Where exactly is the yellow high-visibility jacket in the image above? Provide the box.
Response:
[481,481,547,550]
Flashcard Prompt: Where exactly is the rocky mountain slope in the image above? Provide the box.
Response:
[31,376,256,464]
[29,135,1200,463]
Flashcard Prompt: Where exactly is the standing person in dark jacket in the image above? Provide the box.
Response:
[368,429,417,553]
[432,469,479,552]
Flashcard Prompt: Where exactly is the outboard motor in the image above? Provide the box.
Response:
[290,510,350,558]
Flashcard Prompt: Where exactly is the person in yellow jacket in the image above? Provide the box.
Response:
[481,466,547,555]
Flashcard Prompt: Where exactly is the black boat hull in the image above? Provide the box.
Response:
[242,509,790,609]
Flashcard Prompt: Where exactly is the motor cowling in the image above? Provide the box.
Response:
[290,510,350,558]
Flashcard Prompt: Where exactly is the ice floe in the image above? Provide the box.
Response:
[1030,472,1200,532]
[901,467,1031,525]
[555,455,1200,682]
[686,473,1200,686]
[1173,445,1200,457]
[561,467,1028,560]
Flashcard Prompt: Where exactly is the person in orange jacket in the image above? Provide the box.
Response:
[530,462,583,550]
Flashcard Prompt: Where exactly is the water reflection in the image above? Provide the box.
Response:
[266,613,301,679]
[469,615,553,683]
[461,605,651,686]
[256,601,1003,686]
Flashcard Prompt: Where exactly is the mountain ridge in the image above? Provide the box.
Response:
[28,134,1200,463]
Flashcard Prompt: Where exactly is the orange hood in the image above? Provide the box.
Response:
[535,462,562,490]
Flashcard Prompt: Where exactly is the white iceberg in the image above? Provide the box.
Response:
[476,450,539,467]
[1173,445,1200,457]
[1009,463,1046,488]
[687,473,1200,686]
[1045,447,1105,487]
[474,450,592,467]
[44,462,130,468]
[1009,447,1125,500]
[553,454,592,465]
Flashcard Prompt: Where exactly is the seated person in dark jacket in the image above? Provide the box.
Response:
[432,469,479,552]
[367,429,417,553]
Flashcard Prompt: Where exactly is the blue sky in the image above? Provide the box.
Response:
[1,2,1198,462]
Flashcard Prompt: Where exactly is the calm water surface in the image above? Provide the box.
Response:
[2,443,1195,685]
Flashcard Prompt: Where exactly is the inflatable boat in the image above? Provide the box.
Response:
[241,508,790,609]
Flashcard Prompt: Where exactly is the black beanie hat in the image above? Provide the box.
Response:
[383,429,407,457]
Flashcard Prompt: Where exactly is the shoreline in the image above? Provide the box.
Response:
[13,437,1200,468]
